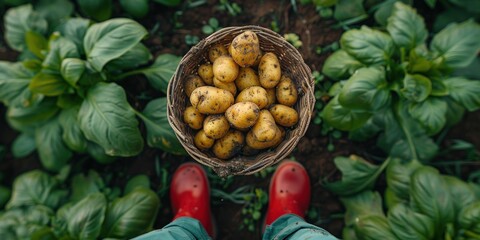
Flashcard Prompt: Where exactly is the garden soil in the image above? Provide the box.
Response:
[1,1,479,240]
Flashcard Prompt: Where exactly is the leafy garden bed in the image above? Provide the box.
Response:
[1,0,480,239]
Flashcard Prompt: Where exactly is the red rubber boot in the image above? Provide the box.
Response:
[265,161,311,225]
[170,162,214,237]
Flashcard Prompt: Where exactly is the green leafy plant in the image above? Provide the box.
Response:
[0,5,185,171]
[216,0,242,16]
[321,2,480,162]
[185,34,199,45]
[332,157,480,240]
[0,169,160,239]
[202,17,221,35]
[284,33,303,49]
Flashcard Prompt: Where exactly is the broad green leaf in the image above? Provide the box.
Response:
[86,141,117,164]
[84,18,148,71]
[322,95,372,131]
[70,170,104,202]
[4,4,47,51]
[432,7,474,32]
[443,176,477,214]
[324,156,390,196]
[458,201,480,233]
[7,99,59,132]
[322,50,363,81]
[61,58,86,87]
[138,97,187,155]
[119,0,149,18]
[152,0,181,7]
[23,59,43,72]
[11,132,36,158]
[0,186,11,208]
[429,78,448,96]
[79,82,144,156]
[59,107,88,152]
[67,193,107,239]
[333,0,365,21]
[6,170,67,209]
[408,97,447,135]
[444,97,465,127]
[35,115,73,172]
[341,191,385,226]
[124,175,151,195]
[339,67,390,111]
[374,0,398,26]
[449,0,480,13]
[101,188,160,239]
[137,54,181,94]
[0,61,34,107]
[410,166,454,233]
[443,77,480,111]
[387,2,427,50]
[340,26,394,65]
[388,203,435,240]
[424,0,436,8]
[105,43,152,72]
[431,20,480,68]
[29,72,69,96]
[57,93,83,109]
[348,114,383,141]
[408,50,432,74]
[377,106,438,162]
[35,0,74,31]
[25,30,48,59]
[400,74,431,102]
[354,215,398,240]
[56,18,91,55]
[385,158,422,206]
[77,0,112,21]
[42,35,80,73]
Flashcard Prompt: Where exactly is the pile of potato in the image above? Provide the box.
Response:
[183,30,299,160]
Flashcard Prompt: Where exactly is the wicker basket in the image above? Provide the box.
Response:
[167,25,315,177]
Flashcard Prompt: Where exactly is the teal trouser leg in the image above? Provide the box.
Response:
[133,217,212,240]
[263,214,338,240]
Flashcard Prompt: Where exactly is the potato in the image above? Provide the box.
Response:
[229,30,261,67]
[198,63,214,85]
[246,126,283,150]
[212,130,245,159]
[213,77,237,96]
[190,86,234,114]
[183,106,205,130]
[208,44,228,63]
[236,86,268,109]
[184,75,205,97]
[203,115,230,139]
[225,102,260,130]
[235,67,260,91]
[250,110,279,142]
[266,88,276,107]
[276,75,298,107]
[258,53,281,88]
[269,104,299,127]
[194,130,215,150]
[213,56,239,83]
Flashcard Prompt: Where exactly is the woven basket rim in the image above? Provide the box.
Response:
[167,25,315,177]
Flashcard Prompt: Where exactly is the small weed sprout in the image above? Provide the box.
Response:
[216,0,242,16]
[185,34,199,45]
[284,33,302,49]
[202,18,221,35]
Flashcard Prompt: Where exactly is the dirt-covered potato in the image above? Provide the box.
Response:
[184,75,205,97]
[225,102,260,130]
[276,75,298,107]
[258,53,281,88]
[194,130,215,150]
[269,104,299,127]
[265,88,276,107]
[183,106,205,130]
[213,56,239,83]
[250,110,279,142]
[229,30,261,67]
[198,63,214,85]
[235,67,260,91]
[203,115,230,139]
[246,125,283,150]
[213,77,237,96]
[190,86,234,114]
[236,86,268,109]
[212,130,245,159]
[208,44,228,63]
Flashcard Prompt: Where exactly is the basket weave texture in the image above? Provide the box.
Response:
[167,25,315,177]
